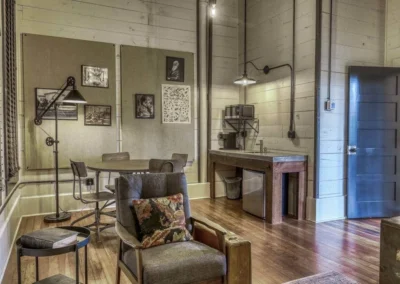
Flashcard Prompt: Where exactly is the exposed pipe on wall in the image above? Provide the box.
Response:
[196,0,201,182]
[314,0,323,199]
[327,0,334,101]
[206,2,213,181]
[289,0,296,139]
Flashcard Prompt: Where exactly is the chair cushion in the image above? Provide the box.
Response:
[123,241,226,284]
[132,193,192,248]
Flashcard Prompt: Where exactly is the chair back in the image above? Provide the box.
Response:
[70,160,87,201]
[102,152,130,162]
[70,160,88,178]
[149,159,183,173]
[171,153,188,168]
[115,173,190,239]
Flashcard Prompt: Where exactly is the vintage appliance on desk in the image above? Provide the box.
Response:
[225,104,255,120]
[218,132,238,150]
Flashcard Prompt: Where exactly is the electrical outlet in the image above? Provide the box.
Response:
[324,99,335,111]
[86,178,94,186]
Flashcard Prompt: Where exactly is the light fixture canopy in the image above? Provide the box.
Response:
[234,73,257,86]
[62,89,87,104]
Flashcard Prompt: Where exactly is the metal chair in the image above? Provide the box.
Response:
[148,159,183,173]
[70,160,115,238]
[171,153,188,172]
[102,152,130,193]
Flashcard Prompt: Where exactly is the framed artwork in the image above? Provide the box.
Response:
[35,88,78,120]
[84,104,112,126]
[135,94,155,119]
[166,56,185,82]
[162,84,191,124]
[82,65,109,88]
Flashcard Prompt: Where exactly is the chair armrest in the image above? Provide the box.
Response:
[190,214,228,236]
[115,222,143,249]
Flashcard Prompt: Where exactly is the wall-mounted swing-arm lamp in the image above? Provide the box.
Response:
[34,76,87,223]
[235,61,296,139]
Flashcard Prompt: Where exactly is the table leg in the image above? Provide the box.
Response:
[76,247,80,284]
[209,161,216,199]
[35,257,39,281]
[85,246,88,284]
[266,170,283,224]
[297,171,306,220]
[17,247,21,284]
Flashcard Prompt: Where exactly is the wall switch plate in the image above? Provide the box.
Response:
[324,99,335,111]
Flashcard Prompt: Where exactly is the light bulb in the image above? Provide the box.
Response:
[211,4,216,17]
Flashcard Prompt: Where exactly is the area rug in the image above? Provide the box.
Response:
[283,271,358,284]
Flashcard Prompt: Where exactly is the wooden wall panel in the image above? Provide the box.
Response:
[22,34,116,170]
[120,46,195,160]
[238,0,316,209]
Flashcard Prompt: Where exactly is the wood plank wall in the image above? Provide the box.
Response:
[211,0,240,197]
[15,0,241,189]
[386,0,400,65]
[238,0,316,219]
[316,0,385,221]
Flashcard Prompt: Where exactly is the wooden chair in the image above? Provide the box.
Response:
[102,152,130,193]
[148,159,183,173]
[70,160,115,237]
[171,153,188,172]
[114,173,229,284]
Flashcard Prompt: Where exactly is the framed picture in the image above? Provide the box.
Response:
[162,85,191,124]
[35,88,78,120]
[135,94,155,119]
[166,56,185,82]
[84,104,112,126]
[82,65,109,88]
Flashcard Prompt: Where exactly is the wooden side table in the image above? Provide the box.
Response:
[16,226,91,284]
[380,217,400,284]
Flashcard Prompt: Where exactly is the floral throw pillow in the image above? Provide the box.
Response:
[132,193,193,248]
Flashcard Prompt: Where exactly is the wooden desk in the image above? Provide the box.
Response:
[209,150,307,225]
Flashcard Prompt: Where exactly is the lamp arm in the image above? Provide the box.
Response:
[35,76,76,125]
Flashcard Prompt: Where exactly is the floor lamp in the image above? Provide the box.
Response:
[34,76,87,223]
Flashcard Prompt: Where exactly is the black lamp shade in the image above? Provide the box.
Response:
[62,89,87,104]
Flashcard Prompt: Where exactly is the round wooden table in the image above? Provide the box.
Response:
[87,159,150,173]
[87,159,150,194]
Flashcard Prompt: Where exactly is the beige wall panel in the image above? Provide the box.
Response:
[22,34,116,170]
[120,46,195,161]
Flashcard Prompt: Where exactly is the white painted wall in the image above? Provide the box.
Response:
[211,0,241,197]
[238,0,316,220]
[386,0,400,66]
[16,0,202,185]
[317,0,385,221]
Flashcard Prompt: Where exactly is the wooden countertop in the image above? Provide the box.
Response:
[209,149,307,163]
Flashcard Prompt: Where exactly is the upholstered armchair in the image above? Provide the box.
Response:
[114,173,229,284]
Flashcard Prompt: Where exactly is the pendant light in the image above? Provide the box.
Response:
[234,0,256,86]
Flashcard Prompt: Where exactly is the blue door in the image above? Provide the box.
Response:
[348,66,400,218]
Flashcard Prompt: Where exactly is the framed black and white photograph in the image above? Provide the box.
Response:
[166,56,185,82]
[82,65,109,88]
[84,104,112,126]
[135,94,155,119]
[35,88,78,120]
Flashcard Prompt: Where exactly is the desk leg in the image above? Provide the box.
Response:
[17,247,21,284]
[210,161,216,199]
[297,171,306,220]
[266,170,283,225]
[35,257,39,281]
[95,170,100,210]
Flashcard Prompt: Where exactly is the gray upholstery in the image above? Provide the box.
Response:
[148,159,184,173]
[123,241,226,284]
[171,153,188,168]
[115,173,191,239]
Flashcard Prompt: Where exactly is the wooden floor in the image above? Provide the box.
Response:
[2,198,381,284]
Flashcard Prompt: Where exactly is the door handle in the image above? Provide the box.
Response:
[348,146,357,155]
